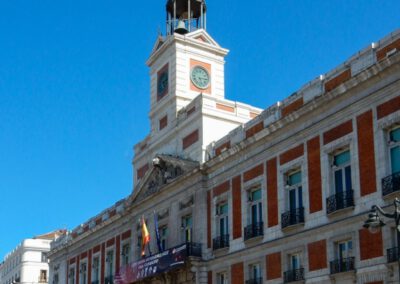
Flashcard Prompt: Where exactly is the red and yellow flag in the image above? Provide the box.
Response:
[141,216,150,257]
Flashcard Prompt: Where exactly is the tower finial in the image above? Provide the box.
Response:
[166,0,207,35]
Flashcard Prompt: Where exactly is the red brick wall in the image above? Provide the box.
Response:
[93,245,101,254]
[323,120,353,145]
[243,163,264,182]
[325,69,351,92]
[215,141,231,156]
[106,238,115,247]
[307,137,322,213]
[231,262,244,284]
[357,110,377,196]
[137,164,149,180]
[245,122,264,139]
[216,103,235,113]
[121,230,131,240]
[101,243,105,284]
[88,250,92,284]
[282,98,304,117]
[213,181,230,197]
[115,236,121,273]
[75,256,80,284]
[280,144,304,165]
[377,96,400,119]
[308,240,327,271]
[183,129,199,150]
[232,175,242,239]
[266,252,281,280]
[207,191,211,249]
[69,257,76,265]
[377,38,400,61]
[208,271,212,284]
[359,229,383,260]
[159,115,168,130]
[267,158,278,227]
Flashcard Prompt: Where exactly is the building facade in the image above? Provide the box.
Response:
[1,230,66,284]
[48,1,400,284]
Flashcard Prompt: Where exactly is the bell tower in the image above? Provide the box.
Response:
[166,0,207,35]
[132,0,262,187]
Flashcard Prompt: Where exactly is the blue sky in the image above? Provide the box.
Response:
[0,0,399,258]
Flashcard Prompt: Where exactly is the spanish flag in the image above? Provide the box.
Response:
[141,216,150,257]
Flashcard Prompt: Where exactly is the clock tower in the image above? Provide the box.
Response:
[133,0,262,185]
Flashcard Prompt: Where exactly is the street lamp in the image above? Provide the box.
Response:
[363,198,400,280]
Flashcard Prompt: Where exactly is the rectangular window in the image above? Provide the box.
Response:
[389,128,400,173]
[287,171,303,211]
[68,268,75,284]
[182,215,193,242]
[336,240,353,260]
[39,270,47,282]
[217,203,229,236]
[289,254,301,270]
[333,150,352,193]
[161,226,168,251]
[216,272,228,284]
[79,263,87,284]
[249,263,261,280]
[106,251,114,277]
[53,274,59,284]
[121,244,130,266]
[92,257,99,282]
[248,188,262,225]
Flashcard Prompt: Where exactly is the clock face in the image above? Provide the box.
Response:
[157,71,169,98]
[191,66,210,89]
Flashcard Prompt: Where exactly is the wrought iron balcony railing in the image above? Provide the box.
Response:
[245,277,263,284]
[105,276,114,284]
[91,280,99,284]
[387,247,400,263]
[326,190,354,214]
[281,207,304,229]
[382,172,400,196]
[244,222,264,240]
[186,242,202,257]
[330,257,355,274]
[283,268,304,283]
[213,234,230,250]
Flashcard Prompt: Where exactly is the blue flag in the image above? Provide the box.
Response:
[154,211,163,252]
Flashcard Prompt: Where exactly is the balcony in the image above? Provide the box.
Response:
[387,247,400,263]
[382,172,400,196]
[213,234,230,250]
[281,207,304,229]
[330,257,355,274]
[105,276,113,284]
[326,190,354,214]
[186,242,202,257]
[283,268,304,283]
[244,222,264,240]
[245,277,263,284]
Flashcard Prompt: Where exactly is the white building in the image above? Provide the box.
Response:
[48,1,400,284]
[1,231,66,284]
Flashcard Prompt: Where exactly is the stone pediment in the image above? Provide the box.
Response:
[186,29,220,47]
[150,35,166,55]
[131,154,199,203]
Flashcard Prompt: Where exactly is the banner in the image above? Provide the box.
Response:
[114,244,188,284]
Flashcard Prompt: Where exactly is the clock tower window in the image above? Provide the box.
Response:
[157,63,169,101]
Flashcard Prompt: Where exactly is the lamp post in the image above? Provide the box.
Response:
[363,198,400,281]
